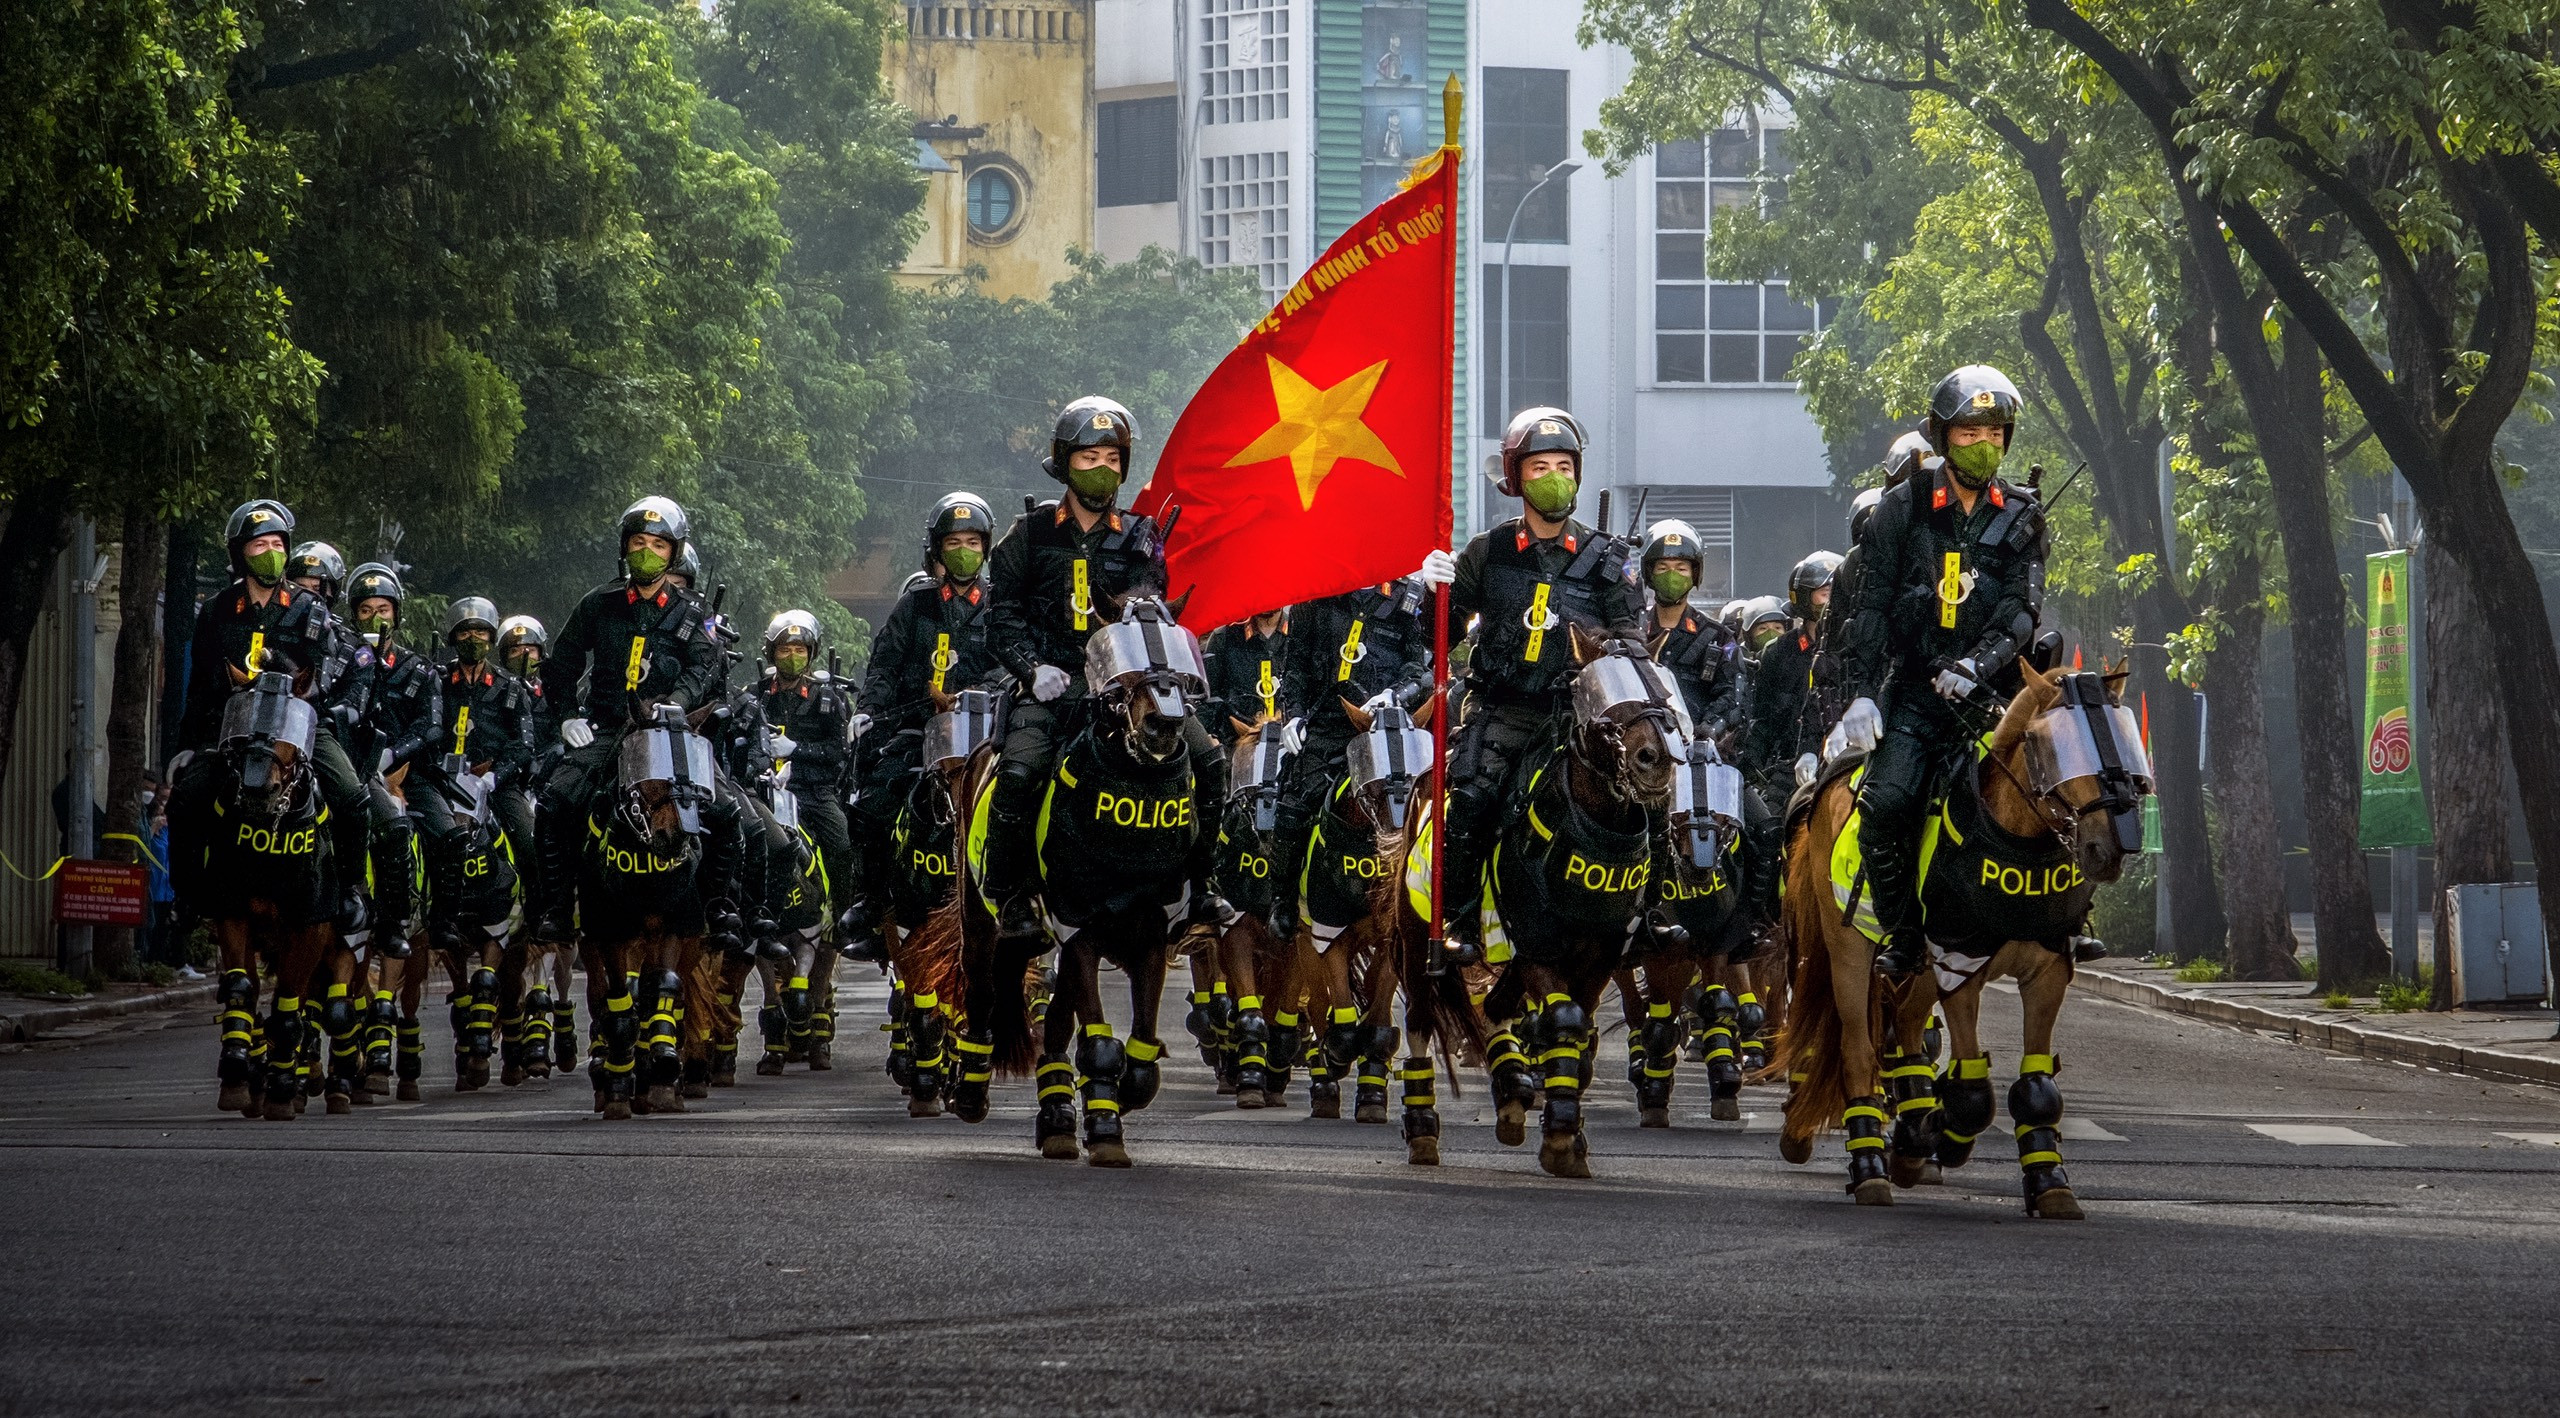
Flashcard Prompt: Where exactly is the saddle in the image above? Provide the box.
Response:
[201,793,337,926]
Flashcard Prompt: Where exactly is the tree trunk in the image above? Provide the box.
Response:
[2202,561,2297,980]
[2136,601,2226,961]
[158,525,200,771]
[2420,527,2510,1008]
[0,477,74,810]
[99,506,169,976]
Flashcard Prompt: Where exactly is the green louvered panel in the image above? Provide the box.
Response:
[1429,0,1470,528]
[1312,0,1366,248]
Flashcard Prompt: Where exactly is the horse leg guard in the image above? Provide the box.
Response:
[644,968,681,1064]
[260,996,304,1120]
[1320,1005,1363,1076]
[1121,1037,1164,1114]
[950,1029,996,1123]
[1400,1056,1442,1165]
[1486,1028,1533,1145]
[1638,1002,1682,1126]
[1076,1028,1130,1166]
[1884,1050,1943,1187]
[1843,1095,1892,1202]
[1265,1010,1300,1103]
[467,968,500,1058]
[881,985,913,1088]
[1232,1003,1271,1107]
[758,1002,790,1076]
[1680,983,1710,1062]
[2010,1055,2080,1218]
[907,991,946,1117]
[551,998,577,1071]
[1737,992,1769,1074]
[809,1004,835,1070]
[1034,1053,1079,1158]
[499,1010,527,1087]
[395,1016,424,1100]
[363,990,396,1086]
[681,1055,711,1099]
[1183,989,1217,1068]
[1306,1059,1342,1120]
[1536,1000,1592,1177]
[1935,1053,1995,1168]
[298,1001,324,1102]
[216,970,257,1109]
[783,971,812,1063]
[522,987,554,1078]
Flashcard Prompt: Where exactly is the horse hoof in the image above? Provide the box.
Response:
[218,1083,250,1114]
[1039,1134,1081,1160]
[681,1080,710,1100]
[953,1100,989,1125]
[630,1092,652,1115]
[1085,1140,1132,1168]
[603,1099,632,1121]
[1355,1102,1388,1125]
[593,1089,609,1114]
[1310,1095,1341,1121]
[1778,1132,1815,1165]
[1918,1162,1946,1186]
[501,1064,525,1087]
[293,1092,308,1114]
[807,1051,833,1072]
[756,1056,785,1077]
[528,1060,551,1080]
[326,1093,352,1116]
[908,1095,944,1118]
[1889,1154,1930,1189]
[1710,1096,1742,1123]
[396,1080,420,1102]
[1216,1080,1237,1096]
[1407,1136,1441,1166]
[1538,1133,1588,1178]
[1235,1089,1266,1110]
[1495,1100,1528,1148]
[363,1071,392,1096]
[645,1085,680,1113]
[1638,1107,1670,1129]
[263,1097,296,1122]
[2031,1188,2086,1220]
[1853,1177,1896,1206]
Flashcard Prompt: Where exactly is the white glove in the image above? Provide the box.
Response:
[1823,720,1852,763]
[1794,752,1819,788]
[1031,665,1072,702]
[768,732,797,760]
[1416,548,1458,587]
[1281,717,1306,755]
[167,750,195,777]
[1838,697,1882,754]
[849,712,871,741]
[377,748,396,773]
[561,717,595,749]
[1934,658,1979,702]
[1359,688,1399,715]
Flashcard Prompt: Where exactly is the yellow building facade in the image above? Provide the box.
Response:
[891,3,1096,301]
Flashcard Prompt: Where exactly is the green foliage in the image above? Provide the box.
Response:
[2087,852,2156,958]
[2373,971,2430,1013]
[2322,990,2356,1010]
[0,961,88,999]
[2173,956,2228,984]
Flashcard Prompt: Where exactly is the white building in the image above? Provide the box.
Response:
[1092,0,1845,596]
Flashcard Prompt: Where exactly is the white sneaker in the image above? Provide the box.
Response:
[176,965,205,980]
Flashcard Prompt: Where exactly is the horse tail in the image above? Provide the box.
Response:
[1772,790,1850,1138]
[1366,775,1490,1063]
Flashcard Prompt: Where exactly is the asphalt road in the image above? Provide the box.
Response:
[4,967,2558,1417]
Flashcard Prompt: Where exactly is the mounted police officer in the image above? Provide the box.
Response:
[1745,549,1844,791]
[1265,574,1432,941]
[983,398,1228,936]
[1643,520,1778,922]
[327,562,440,938]
[1203,608,1290,746]
[497,615,554,751]
[849,491,1001,955]
[171,500,378,934]
[751,609,857,917]
[532,497,751,945]
[1837,365,2048,977]
[285,542,347,606]
[1414,406,1645,954]
[416,598,537,918]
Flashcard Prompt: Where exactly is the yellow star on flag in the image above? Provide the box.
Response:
[1224,355,1404,510]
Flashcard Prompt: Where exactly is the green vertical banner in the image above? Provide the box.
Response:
[2358,549,2431,847]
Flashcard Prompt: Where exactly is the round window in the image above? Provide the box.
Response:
[966,168,1019,237]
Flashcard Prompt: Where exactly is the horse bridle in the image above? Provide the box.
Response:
[1578,641,1682,807]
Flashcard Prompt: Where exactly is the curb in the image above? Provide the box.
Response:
[2077,968,2560,1090]
[0,981,216,1045]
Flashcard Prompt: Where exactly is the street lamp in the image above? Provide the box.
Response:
[1497,158,1581,507]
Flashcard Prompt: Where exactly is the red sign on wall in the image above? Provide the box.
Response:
[54,859,147,927]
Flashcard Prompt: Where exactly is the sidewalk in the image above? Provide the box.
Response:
[2080,960,2560,1089]
[0,979,216,1045]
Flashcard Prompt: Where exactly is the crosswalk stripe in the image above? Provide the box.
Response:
[2058,1118,2126,1141]
[2493,1132,2560,1146]
[2247,1123,2404,1147]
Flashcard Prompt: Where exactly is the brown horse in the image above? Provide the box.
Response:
[1776,660,2146,1214]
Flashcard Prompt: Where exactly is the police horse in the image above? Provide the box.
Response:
[1380,628,1685,1175]
[1616,734,1756,1126]
[961,598,1214,1167]
[1778,660,2149,1213]
[191,674,361,1119]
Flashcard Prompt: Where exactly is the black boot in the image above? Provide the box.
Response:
[981,813,1043,938]
[372,818,417,947]
[1438,826,1489,962]
[533,817,581,943]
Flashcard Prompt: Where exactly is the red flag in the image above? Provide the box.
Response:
[1135,147,1458,631]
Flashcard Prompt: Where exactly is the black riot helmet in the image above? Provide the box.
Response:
[1044,396,1138,484]
[1642,519,1701,573]
[618,496,691,561]
[346,562,404,630]
[669,542,702,589]
[285,541,347,603]
[1496,406,1586,497]
[225,499,296,578]
[1924,365,2023,454]
[763,609,823,660]
[442,597,500,642]
[1848,486,1886,546]
[496,615,546,667]
[923,491,996,568]
[1787,550,1845,620]
[1884,430,1932,484]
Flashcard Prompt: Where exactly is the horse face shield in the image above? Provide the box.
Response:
[924,688,1000,771]
[1667,740,1744,871]
[221,673,317,817]
[617,714,718,846]
[2026,673,2152,860]
[1229,722,1292,831]
[1571,650,1690,799]
[1085,602,1207,757]
[1345,703,1435,831]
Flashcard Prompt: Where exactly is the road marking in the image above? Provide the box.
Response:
[2247,1123,2404,1147]
[2493,1132,2560,1146]
[2059,1118,2126,1141]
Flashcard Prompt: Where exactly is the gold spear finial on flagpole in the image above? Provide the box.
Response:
[1401,73,1465,189]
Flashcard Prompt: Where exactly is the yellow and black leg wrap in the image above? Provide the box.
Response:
[262,993,305,1101]
[950,1028,996,1122]
[1486,1026,1535,1111]
[1885,1050,1941,1159]
[642,967,682,1083]
[1233,1002,1271,1099]
[467,967,500,1058]
[396,1015,424,1082]
[1076,1025,1127,1146]
[1399,1056,1440,1144]
[1637,1001,1680,1112]
[1933,1053,1994,1167]
[908,990,947,1102]
[1034,1051,1079,1147]
[1183,988,1216,1061]
[1736,991,1768,1072]
[1122,1035,1165,1113]
[522,986,553,1071]
[2009,1053,2070,1206]
[551,998,577,1070]
[217,970,257,1082]
[1537,998,1590,1140]
[1841,1094,1890,1191]
[881,985,913,1087]
[1320,1004,1363,1074]
[1266,1009,1300,1100]
[1698,987,1742,1098]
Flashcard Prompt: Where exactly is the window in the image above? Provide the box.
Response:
[1199,151,1291,294]
[1655,127,1834,384]
[1482,68,1570,244]
[966,167,1020,238]
[1627,488,1736,600]
[1198,0,1290,125]
[1098,97,1178,207]
[1481,264,1568,436]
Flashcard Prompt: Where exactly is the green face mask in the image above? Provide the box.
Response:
[627,546,670,581]
[773,646,810,677]
[1947,437,2005,487]
[245,549,287,585]
[941,545,984,580]
[356,613,392,637]
[1650,568,1694,603]
[1522,470,1578,517]
[455,639,489,665]
[1067,463,1122,505]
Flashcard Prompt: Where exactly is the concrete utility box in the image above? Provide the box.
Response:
[2442,883,2549,1008]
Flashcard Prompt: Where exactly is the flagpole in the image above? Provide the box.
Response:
[1427,73,1461,976]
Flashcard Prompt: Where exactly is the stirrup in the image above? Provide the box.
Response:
[1875,930,1928,979]
[996,895,1042,939]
